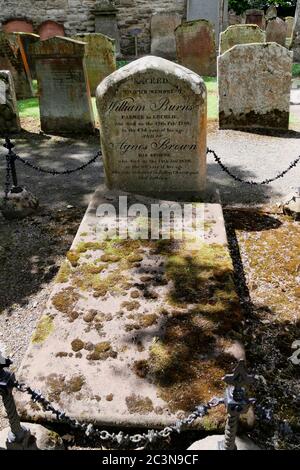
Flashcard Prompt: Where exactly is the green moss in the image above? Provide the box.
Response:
[52,288,79,317]
[71,338,84,352]
[100,254,121,263]
[121,300,140,311]
[125,394,154,414]
[31,315,54,344]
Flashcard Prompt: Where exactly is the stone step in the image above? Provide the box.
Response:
[16,186,244,432]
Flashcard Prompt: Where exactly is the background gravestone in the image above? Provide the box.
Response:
[72,33,116,96]
[266,18,287,47]
[220,24,265,54]
[187,0,228,44]
[245,9,265,29]
[38,20,65,41]
[285,16,295,38]
[0,70,21,134]
[291,0,300,62]
[96,56,207,196]
[92,0,120,56]
[218,43,292,130]
[150,13,181,61]
[30,37,95,135]
[0,32,34,100]
[175,20,216,77]
[265,5,277,22]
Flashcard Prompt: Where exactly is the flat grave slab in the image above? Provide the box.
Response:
[17,186,243,431]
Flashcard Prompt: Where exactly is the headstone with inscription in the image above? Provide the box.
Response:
[218,43,292,130]
[150,13,181,61]
[30,37,95,135]
[220,24,265,54]
[0,70,21,134]
[0,32,34,100]
[187,0,228,43]
[72,33,116,96]
[96,56,207,195]
[175,20,216,77]
[245,9,265,29]
[266,18,287,47]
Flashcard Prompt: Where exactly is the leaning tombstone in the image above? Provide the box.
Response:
[245,9,265,29]
[175,20,216,77]
[96,56,207,195]
[220,24,265,54]
[30,37,95,135]
[0,70,21,135]
[218,43,292,131]
[150,12,181,60]
[72,33,116,96]
[266,17,287,47]
[0,32,34,99]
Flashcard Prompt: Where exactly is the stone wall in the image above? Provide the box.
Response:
[0,0,187,56]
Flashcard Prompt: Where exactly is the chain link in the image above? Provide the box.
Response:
[4,155,11,201]
[13,150,101,176]
[13,379,223,448]
[208,148,300,185]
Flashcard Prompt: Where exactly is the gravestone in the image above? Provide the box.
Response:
[266,18,287,47]
[220,24,265,54]
[150,13,181,61]
[218,43,292,130]
[187,0,228,43]
[72,33,116,96]
[0,32,34,100]
[245,9,265,29]
[175,20,216,77]
[285,17,295,38]
[38,21,65,41]
[0,70,21,134]
[30,37,95,135]
[96,56,207,195]
[291,0,300,62]
[92,0,120,56]
[3,19,34,34]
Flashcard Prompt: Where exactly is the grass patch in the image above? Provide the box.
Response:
[292,63,300,78]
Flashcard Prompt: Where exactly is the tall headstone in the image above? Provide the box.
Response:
[0,70,21,134]
[92,0,120,56]
[266,18,287,47]
[18,33,40,79]
[30,37,95,135]
[220,24,265,54]
[96,56,207,195]
[245,9,265,29]
[285,17,295,38]
[150,13,181,61]
[0,32,34,100]
[291,0,300,62]
[218,43,292,130]
[72,33,116,96]
[175,20,216,77]
[187,0,228,43]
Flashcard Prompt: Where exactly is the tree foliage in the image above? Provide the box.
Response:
[228,0,297,15]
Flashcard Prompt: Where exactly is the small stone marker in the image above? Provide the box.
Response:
[150,13,181,60]
[220,24,265,54]
[30,37,95,135]
[96,56,207,196]
[175,20,217,77]
[72,33,116,96]
[266,18,287,47]
[0,32,34,100]
[245,9,265,29]
[218,43,292,130]
[0,70,21,134]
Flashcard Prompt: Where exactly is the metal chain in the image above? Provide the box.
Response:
[13,150,101,176]
[13,379,223,448]
[207,148,300,185]
[4,155,11,200]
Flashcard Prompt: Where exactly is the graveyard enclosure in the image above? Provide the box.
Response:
[96,56,207,196]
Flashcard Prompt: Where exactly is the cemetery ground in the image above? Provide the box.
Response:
[0,73,300,450]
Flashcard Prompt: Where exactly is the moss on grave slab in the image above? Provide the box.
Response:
[31,315,54,344]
